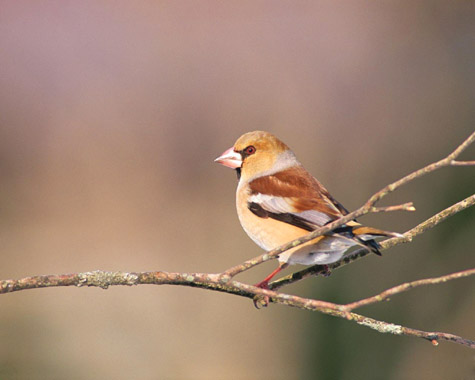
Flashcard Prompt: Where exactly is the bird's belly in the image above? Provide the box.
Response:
[236,190,356,265]
[239,209,307,251]
[278,236,355,265]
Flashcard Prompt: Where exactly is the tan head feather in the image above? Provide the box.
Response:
[232,131,298,181]
[233,131,289,154]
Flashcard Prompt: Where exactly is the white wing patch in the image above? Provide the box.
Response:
[294,209,333,226]
[248,193,291,213]
[248,193,333,226]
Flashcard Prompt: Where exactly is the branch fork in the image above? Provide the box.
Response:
[1,131,474,348]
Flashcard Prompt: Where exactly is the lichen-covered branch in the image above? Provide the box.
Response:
[1,268,474,348]
[0,131,474,349]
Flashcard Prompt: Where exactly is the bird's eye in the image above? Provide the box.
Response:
[244,145,256,155]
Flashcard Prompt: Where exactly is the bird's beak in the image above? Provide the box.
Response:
[214,147,242,169]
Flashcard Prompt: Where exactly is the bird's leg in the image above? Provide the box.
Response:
[253,263,288,308]
[254,262,289,289]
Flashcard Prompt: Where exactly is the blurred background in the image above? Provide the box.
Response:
[0,1,474,379]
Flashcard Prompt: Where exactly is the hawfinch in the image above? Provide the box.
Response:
[215,131,400,289]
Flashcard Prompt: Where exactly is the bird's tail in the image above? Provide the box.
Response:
[351,225,403,239]
[333,222,403,256]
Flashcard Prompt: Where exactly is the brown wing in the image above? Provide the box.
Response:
[248,166,346,227]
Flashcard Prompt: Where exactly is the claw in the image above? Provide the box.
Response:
[253,295,270,308]
[252,263,289,309]
[320,264,332,277]
[253,280,270,308]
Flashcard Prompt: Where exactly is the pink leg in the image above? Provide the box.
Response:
[253,263,289,308]
[254,263,289,289]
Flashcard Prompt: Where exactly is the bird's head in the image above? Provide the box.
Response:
[215,131,298,181]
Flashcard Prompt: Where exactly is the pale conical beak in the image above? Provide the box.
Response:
[214,147,242,169]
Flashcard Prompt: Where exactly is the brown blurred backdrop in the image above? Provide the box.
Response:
[0,1,474,379]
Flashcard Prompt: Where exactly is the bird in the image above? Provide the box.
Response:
[215,131,401,291]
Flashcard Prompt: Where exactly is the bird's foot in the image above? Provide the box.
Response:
[254,280,270,289]
[253,280,270,308]
[253,295,270,309]
[320,265,332,277]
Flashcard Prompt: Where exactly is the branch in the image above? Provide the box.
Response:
[1,268,474,348]
[3,193,472,296]
[451,160,475,166]
[270,193,475,290]
[223,131,475,279]
[342,268,475,311]
[371,202,416,213]
[1,131,474,349]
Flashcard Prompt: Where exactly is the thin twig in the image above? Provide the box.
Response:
[342,268,475,311]
[366,131,475,206]
[451,160,475,166]
[372,202,416,213]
